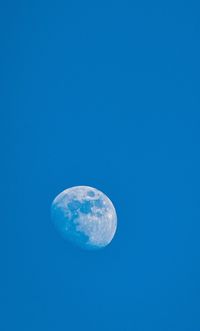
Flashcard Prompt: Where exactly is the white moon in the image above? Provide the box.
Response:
[51,186,117,250]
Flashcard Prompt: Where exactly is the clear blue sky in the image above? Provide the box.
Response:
[2,1,200,330]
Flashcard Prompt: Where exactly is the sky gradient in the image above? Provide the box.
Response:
[2,1,200,330]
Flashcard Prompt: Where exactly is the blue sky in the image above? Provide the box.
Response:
[2,1,200,330]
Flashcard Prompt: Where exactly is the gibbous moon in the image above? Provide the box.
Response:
[51,186,117,250]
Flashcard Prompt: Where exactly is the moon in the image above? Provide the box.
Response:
[51,186,117,250]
